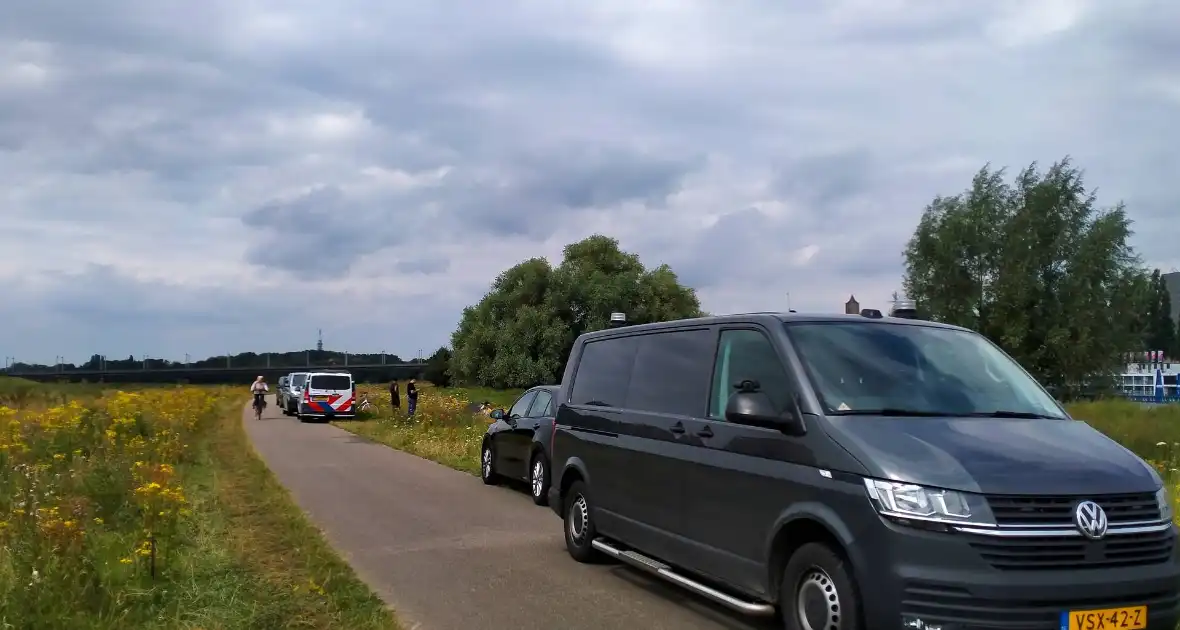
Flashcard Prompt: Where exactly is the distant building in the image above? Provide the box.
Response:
[844,295,860,315]
[1164,272,1180,324]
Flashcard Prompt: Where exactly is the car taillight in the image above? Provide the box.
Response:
[303,388,309,401]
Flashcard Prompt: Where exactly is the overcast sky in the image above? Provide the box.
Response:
[2,0,1178,365]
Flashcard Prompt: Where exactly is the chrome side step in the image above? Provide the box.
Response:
[590,539,776,617]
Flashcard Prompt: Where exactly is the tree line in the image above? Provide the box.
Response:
[5,350,422,374]
[444,156,1176,399]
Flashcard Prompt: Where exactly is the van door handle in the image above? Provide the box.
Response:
[669,422,686,435]
[696,426,714,438]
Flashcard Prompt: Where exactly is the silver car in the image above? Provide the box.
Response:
[280,372,310,415]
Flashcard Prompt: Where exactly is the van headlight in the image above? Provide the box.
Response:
[1156,486,1173,522]
[863,478,995,527]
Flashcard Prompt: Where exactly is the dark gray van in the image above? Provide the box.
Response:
[547,312,1180,630]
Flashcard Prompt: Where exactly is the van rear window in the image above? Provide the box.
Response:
[309,375,351,390]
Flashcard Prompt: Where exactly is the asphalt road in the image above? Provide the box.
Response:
[245,396,778,630]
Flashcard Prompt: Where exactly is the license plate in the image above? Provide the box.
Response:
[312,396,329,401]
[1062,606,1147,630]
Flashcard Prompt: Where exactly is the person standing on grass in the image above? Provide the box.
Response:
[389,379,400,412]
[407,378,418,417]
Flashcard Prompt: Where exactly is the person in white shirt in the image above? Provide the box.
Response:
[250,376,269,411]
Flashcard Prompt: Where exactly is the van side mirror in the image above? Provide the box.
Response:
[490,409,505,420]
[725,390,806,436]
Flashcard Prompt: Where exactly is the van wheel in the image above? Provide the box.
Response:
[480,442,500,485]
[780,542,861,630]
[529,452,550,506]
[563,480,601,563]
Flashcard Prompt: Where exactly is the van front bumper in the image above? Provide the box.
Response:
[856,519,1180,629]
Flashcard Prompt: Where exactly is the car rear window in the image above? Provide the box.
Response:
[309,374,351,390]
[292,374,307,387]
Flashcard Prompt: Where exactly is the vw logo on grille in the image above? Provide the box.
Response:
[1074,500,1109,540]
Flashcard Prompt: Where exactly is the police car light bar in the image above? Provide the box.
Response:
[890,298,920,319]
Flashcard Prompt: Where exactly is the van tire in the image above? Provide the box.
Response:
[780,542,861,630]
[563,480,601,563]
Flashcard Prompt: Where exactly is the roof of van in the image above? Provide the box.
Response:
[577,312,969,341]
[306,370,352,376]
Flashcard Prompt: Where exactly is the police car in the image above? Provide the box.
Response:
[296,371,357,422]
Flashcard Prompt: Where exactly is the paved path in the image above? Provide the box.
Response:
[245,396,776,630]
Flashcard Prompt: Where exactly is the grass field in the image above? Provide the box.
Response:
[0,377,398,630]
[336,384,520,474]
[339,383,1180,519]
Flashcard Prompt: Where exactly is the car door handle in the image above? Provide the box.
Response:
[696,426,714,438]
[669,422,686,435]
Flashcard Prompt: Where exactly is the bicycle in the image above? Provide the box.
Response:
[252,393,267,420]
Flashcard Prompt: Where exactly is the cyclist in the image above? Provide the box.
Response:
[250,376,269,415]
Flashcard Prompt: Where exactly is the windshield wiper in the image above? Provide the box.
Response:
[830,408,1061,419]
[830,408,951,417]
[963,410,1061,419]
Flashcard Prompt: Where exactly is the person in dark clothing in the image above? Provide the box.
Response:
[406,379,418,417]
[389,380,400,411]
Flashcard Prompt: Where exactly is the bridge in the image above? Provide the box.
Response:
[3,362,424,384]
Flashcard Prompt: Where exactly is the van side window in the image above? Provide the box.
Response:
[626,329,715,417]
[569,337,638,408]
[709,329,794,420]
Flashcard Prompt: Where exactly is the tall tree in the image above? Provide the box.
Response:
[903,158,1147,398]
[1144,269,1178,356]
[422,346,454,387]
[450,235,703,388]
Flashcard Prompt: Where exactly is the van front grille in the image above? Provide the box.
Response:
[985,493,1160,528]
[967,528,1174,571]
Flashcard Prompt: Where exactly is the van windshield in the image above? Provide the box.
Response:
[309,374,351,390]
[784,322,1065,419]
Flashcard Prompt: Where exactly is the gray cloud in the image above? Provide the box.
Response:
[441,148,702,238]
[395,256,450,275]
[241,185,416,276]
[771,149,877,229]
[3,0,1180,363]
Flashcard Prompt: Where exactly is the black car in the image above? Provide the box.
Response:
[547,312,1180,630]
[480,385,558,505]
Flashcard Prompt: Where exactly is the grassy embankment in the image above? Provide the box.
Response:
[0,376,398,630]
[338,382,1180,518]
[333,384,520,475]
